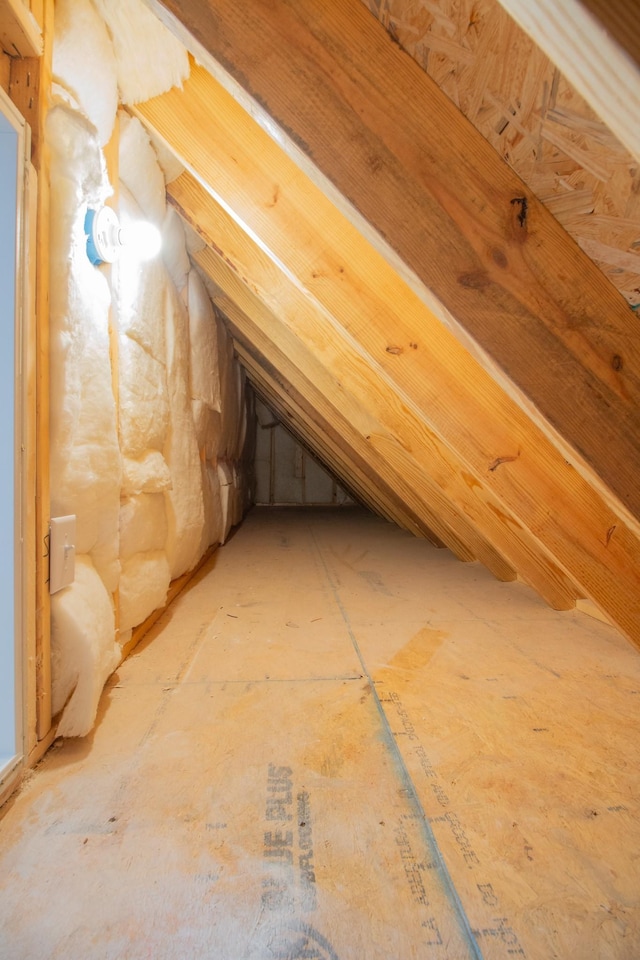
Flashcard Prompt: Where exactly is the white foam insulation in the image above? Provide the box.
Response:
[162,206,191,294]
[51,557,120,738]
[189,268,221,412]
[52,0,118,146]
[163,281,205,578]
[48,0,251,736]
[47,101,122,597]
[119,551,171,633]
[91,0,190,105]
[118,113,166,226]
[122,450,172,497]
[148,128,185,185]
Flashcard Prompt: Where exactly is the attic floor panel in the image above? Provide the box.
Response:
[1,507,639,959]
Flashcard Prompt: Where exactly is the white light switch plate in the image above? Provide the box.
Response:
[49,515,76,595]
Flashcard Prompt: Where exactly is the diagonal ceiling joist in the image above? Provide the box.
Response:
[231,316,442,539]
[176,173,579,610]
[132,62,640,642]
[197,251,505,573]
[147,0,640,530]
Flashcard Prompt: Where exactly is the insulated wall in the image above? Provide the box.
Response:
[48,0,251,736]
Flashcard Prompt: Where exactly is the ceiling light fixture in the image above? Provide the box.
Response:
[85,206,123,265]
[85,205,162,265]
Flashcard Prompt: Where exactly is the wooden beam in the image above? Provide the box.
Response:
[172,174,577,609]
[23,160,37,754]
[12,0,53,742]
[196,245,524,582]
[134,68,640,641]
[9,53,43,166]
[0,50,10,91]
[495,0,640,163]
[221,292,460,551]
[0,0,42,59]
[145,4,640,531]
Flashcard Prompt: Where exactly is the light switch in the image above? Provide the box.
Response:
[49,515,76,595]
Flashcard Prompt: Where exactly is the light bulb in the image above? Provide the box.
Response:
[121,220,163,261]
[85,206,162,265]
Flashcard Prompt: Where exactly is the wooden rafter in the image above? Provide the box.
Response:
[133,62,640,640]
[146,0,640,531]
[172,171,583,610]
[197,253,496,569]
[125,11,640,646]
[129,9,640,641]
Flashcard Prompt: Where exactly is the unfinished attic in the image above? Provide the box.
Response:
[1,0,640,955]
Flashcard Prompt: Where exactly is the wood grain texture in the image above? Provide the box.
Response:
[2,509,639,957]
[24,161,37,755]
[9,55,42,165]
[148,0,640,529]
[174,172,577,609]
[0,0,42,58]
[576,596,613,627]
[361,0,640,311]
[30,0,52,742]
[200,260,492,568]
[133,68,640,641]
[0,51,10,91]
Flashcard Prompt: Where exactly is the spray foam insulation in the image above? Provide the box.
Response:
[47,102,121,590]
[191,399,220,463]
[199,462,224,556]
[91,0,189,106]
[148,127,185,185]
[162,206,191,293]
[118,335,170,458]
[119,551,171,633]
[118,113,166,225]
[188,268,221,412]
[115,185,167,360]
[53,0,118,146]
[119,494,168,561]
[163,281,205,578]
[47,0,250,736]
[122,450,172,497]
[51,557,120,738]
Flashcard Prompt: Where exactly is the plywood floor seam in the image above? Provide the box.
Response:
[307,523,483,959]
[1,507,639,959]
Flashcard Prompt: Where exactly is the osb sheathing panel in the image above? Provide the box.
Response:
[362,0,640,309]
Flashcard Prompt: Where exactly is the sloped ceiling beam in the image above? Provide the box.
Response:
[172,171,580,611]
[148,0,640,532]
[496,0,640,163]
[196,247,508,573]
[133,67,640,641]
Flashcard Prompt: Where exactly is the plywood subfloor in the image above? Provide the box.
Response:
[1,507,639,959]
